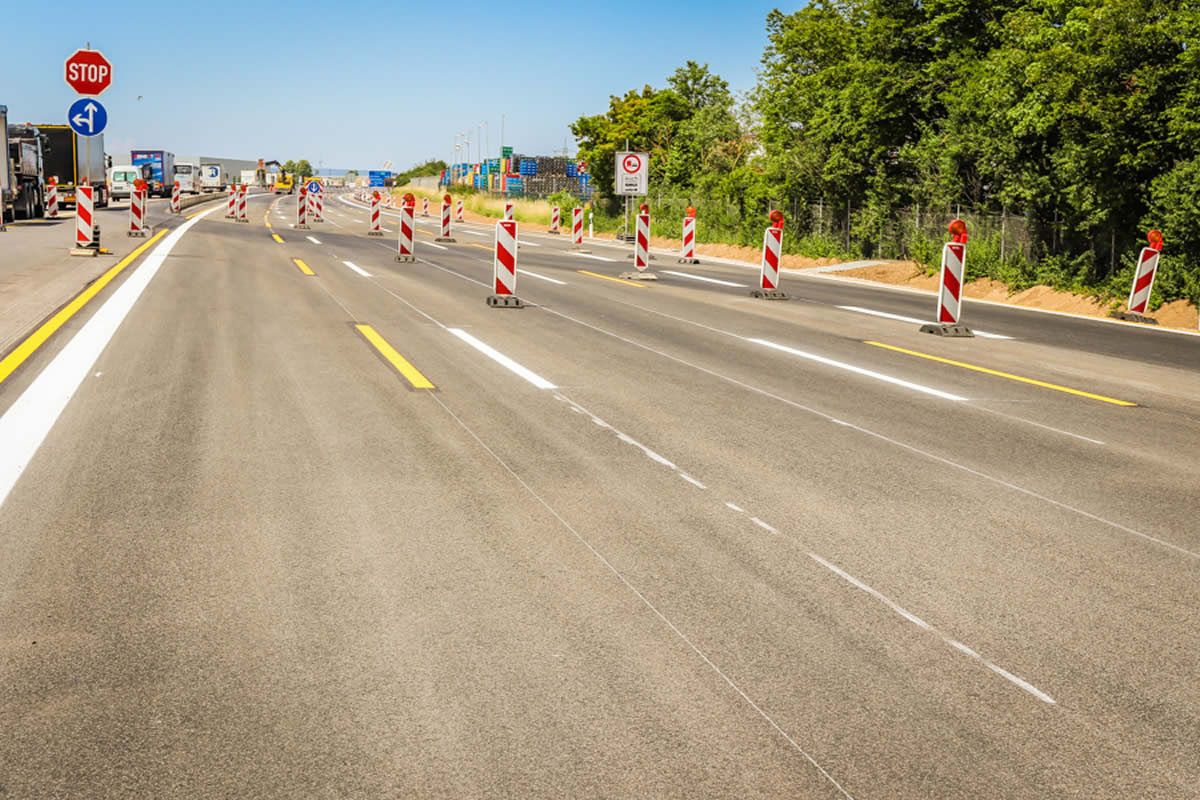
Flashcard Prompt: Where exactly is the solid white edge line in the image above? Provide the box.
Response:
[661,270,747,288]
[837,305,1013,339]
[517,268,567,285]
[342,260,372,277]
[447,329,556,389]
[424,241,448,250]
[0,206,219,509]
[570,252,615,262]
[749,338,968,402]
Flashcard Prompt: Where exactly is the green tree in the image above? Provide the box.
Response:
[282,160,297,176]
[295,160,314,178]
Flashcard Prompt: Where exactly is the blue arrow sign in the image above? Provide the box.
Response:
[306,180,322,194]
[67,97,107,137]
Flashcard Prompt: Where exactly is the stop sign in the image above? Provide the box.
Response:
[64,49,113,95]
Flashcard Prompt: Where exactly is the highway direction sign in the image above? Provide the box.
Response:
[307,180,322,194]
[64,49,113,95]
[368,170,391,188]
[67,98,107,137]
[615,151,648,195]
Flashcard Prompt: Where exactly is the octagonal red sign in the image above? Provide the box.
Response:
[64,49,113,95]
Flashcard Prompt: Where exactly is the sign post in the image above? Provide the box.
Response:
[64,47,113,246]
[615,150,649,243]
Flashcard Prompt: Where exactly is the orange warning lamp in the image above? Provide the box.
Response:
[948,218,968,244]
[443,193,452,204]
[1147,229,1164,252]
[134,178,147,191]
[769,209,785,229]
[639,202,649,214]
[403,192,416,207]
[686,206,696,218]
[372,190,380,200]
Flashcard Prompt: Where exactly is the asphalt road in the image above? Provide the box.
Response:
[0,192,1196,798]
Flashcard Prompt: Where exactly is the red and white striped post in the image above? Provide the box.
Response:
[436,200,455,242]
[634,212,650,270]
[46,178,59,218]
[170,181,181,214]
[548,206,560,234]
[74,184,95,252]
[919,219,971,334]
[367,190,383,236]
[504,201,514,221]
[1124,230,1164,320]
[312,189,324,223]
[750,210,787,299]
[569,206,588,252]
[395,203,416,262]
[455,199,464,222]
[236,184,249,222]
[226,185,237,218]
[128,185,148,237]
[422,197,430,217]
[678,210,699,264]
[487,219,522,307]
[297,187,310,229]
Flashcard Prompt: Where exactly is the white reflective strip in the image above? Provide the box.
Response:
[661,270,745,287]
[518,268,566,285]
[836,306,1013,339]
[448,329,556,389]
[342,261,371,277]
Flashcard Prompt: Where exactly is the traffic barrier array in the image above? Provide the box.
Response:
[297,188,310,230]
[170,181,181,214]
[395,204,416,262]
[368,191,383,236]
[436,201,455,242]
[456,199,464,222]
[46,179,59,218]
[487,219,522,308]
[919,220,971,335]
[549,206,560,234]
[128,187,148,237]
[226,185,237,218]
[678,216,699,264]
[237,184,249,222]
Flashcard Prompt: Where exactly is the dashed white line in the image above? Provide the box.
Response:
[423,241,448,250]
[679,473,707,489]
[837,306,1013,339]
[749,338,968,402]
[570,252,615,262]
[517,268,567,285]
[726,502,745,513]
[342,260,372,277]
[447,329,556,390]
[306,236,321,244]
[661,270,747,287]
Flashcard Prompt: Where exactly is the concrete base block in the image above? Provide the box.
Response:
[367,231,384,236]
[919,322,975,337]
[750,289,789,300]
[677,257,700,264]
[619,271,659,281]
[487,294,524,308]
[435,237,456,243]
[1109,311,1158,325]
[395,254,416,263]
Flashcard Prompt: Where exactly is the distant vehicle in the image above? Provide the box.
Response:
[239,169,257,188]
[174,160,201,194]
[2,108,46,221]
[107,164,151,200]
[263,160,293,194]
[131,150,176,197]
[37,123,108,208]
[200,164,225,192]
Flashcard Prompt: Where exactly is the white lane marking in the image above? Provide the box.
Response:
[518,240,541,247]
[981,406,1105,445]
[382,227,393,232]
[679,473,707,489]
[0,207,219,509]
[749,338,968,402]
[342,260,372,277]
[661,270,747,288]
[808,552,1056,704]
[726,502,745,513]
[517,268,566,285]
[837,306,1013,340]
[423,241,448,250]
[458,229,487,237]
[570,252,615,262]
[448,329,556,390]
[306,236,321,244]
[750,517,777,533]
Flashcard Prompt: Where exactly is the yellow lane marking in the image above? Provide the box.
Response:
[354,324,436,389]
[292,258,315,276]
[0,229,168,387]
[467,242,491,251]
[863,341,1137,407]
[272,233,284,244]
[577,270,649,288]
[8,215,76,225]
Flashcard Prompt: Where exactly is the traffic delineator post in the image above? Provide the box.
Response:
[436,201,456,242]
[750,211,788,299]
[312,188,324,223]
[71,184,97,256]
[396,203,416,262]
[569,206,589,253]
[422,197,430,217]
[548,206,561,234]
[127,184,148,237]
[455,199,464,222]
[46,178,59,218]
[919,219,972,336]
[367,190,383,236]
[236,184,249,222]
[678,214,699,264]
[504,201,513,221]
[297,187,310,230]
[170,181,181,214]
[1110,230,1164,325]
[487,219,523,308]
[226,185,236,218]
[620,211,658,280]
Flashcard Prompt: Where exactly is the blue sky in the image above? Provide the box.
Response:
[6,0,787,173]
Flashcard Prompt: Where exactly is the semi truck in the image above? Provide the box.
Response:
[37,123,107,208]
[2,107,47,222]
[200,163,226,192]
[131,150,176,197]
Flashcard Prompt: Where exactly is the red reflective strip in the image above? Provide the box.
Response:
[940,305,957,323]
[1133,269,1155,294]
[942,266,960,299]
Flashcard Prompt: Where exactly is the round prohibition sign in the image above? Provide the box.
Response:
[622,154,642,174]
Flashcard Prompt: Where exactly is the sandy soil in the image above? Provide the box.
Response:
[838,261,1199,332]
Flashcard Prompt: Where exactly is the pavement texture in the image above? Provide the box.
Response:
[0,192,1196,799]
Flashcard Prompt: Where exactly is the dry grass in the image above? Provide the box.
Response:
[393,184,565,228]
